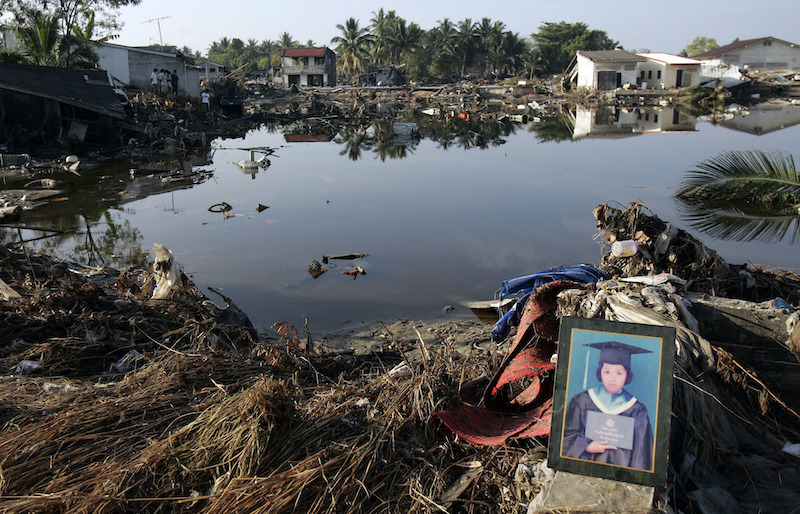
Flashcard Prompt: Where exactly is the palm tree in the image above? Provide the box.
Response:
[369,8,397,63]
[278,32,297,52]
[676,150,800,243]
[15,9,63,66]
[455,18,478,77]
[331,17,373,83]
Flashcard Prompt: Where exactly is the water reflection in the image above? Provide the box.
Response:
[567,105,696,139]
[675,150,800,244]
[1,154,214,268]
[3,103,799,331]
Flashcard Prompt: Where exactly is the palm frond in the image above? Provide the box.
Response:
[675,150,800,244]
[677,150,800,202]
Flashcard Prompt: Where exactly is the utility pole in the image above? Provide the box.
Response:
[141,16,171,51]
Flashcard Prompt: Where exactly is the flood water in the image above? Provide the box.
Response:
[6,103,800,332]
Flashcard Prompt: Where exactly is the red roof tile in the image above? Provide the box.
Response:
[282,47,328,58]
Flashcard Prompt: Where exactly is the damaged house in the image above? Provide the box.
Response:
[281,47,337,87]
[567,49,646,90]
[360,65,405,86]
[635,53,702,89]
[94,43,201,98]
[691,36,800,74]
[0,63,137,149]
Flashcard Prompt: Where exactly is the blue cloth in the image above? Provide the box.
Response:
[491,264,606,342]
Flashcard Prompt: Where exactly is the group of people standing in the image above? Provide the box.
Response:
[150,68,179,96]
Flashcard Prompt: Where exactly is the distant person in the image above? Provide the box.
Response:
[150,68,158,92]
[157,69,165,93]
[171,70,179,95]
[562,341,654,471]
[201,90,211,112]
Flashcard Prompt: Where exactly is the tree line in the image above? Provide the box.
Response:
[1,2,719,83]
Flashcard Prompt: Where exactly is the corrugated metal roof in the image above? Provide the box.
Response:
[282,47,329,58]
[638,53,701,65]
[577,50,646,63]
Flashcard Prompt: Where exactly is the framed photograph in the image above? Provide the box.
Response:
[548,316,675,487]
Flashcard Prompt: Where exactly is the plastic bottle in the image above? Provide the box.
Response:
[611,240,638,258]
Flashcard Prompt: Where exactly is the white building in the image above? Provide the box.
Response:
[691,37,800,73]
[568,50,646,90]
[94,42,201,98]
[636,53,701,89]
[281,47,337,87]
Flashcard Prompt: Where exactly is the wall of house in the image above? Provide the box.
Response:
[94,45,199,98]
[720,40,800,71]
[95,45,131,84]
[576,54,639,89]
[127,52,200,97]
[281,51,337,86]
[638,62,700,89]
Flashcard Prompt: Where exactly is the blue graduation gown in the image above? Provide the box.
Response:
[562,389,653,471]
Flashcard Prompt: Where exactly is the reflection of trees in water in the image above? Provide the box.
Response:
[335,126,368,161]
[676,150,800,244]
[527,115,575,143]
[332,115,529,161]
[33,211,147,268]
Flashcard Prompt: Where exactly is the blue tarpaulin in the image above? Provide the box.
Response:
[492,264,606,342]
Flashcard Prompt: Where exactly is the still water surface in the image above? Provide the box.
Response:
[10,107,800,331]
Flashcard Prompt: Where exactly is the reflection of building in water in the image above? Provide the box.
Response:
[718,101,800,135]
[569,105,696,139]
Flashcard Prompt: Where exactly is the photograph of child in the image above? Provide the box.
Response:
[561,341,655,471]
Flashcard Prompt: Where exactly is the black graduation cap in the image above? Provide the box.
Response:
[585,341,652,368]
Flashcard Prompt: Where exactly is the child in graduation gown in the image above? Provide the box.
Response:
[562,341,654,471]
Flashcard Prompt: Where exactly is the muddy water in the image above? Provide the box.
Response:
[5,108,800,332]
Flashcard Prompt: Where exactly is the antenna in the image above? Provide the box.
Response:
[141,16,171,50]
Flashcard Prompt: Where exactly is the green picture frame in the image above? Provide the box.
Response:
[548,316,675,487]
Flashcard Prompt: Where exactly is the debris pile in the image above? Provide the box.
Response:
[1,203,800,513]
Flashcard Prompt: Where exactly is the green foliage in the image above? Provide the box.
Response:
[6,0,138,67]
[531,21,618,76]
[331,17,373,82]
[682,36,718,57]
[676,150,800,243]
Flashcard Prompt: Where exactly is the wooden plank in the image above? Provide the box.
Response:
[0,277,21,299]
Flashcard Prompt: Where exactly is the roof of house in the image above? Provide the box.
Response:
[692,37,800,58]
[0,63,127,119]
[637,53,701,65]
[577,49,646,63]
[282,47,330,58]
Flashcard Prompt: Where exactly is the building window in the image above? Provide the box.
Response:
[657,70,662,79]
[315,57,325,65]
[763,40,772,46]
[654,114,659,123]
[624,64,635,71]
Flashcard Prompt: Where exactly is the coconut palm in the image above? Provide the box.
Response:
[455,18,478,77]
[15,9,63,66]
[278,32,297,52]
[331,17,373,82]
[676,150,800,243]
[369,8,397,63]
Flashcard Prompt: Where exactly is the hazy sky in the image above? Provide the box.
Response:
[115,0,798,56]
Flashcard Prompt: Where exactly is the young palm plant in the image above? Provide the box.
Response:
[675,150,800,243]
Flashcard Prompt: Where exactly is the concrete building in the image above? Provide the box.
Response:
[636,53,702,89]
[94,42,201,98]
[197,60,228,81]
[692,37,800,73]
[281,47,336,87]
[568,50,646,90]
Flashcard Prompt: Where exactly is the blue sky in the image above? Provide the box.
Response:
[115,0,798,56]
